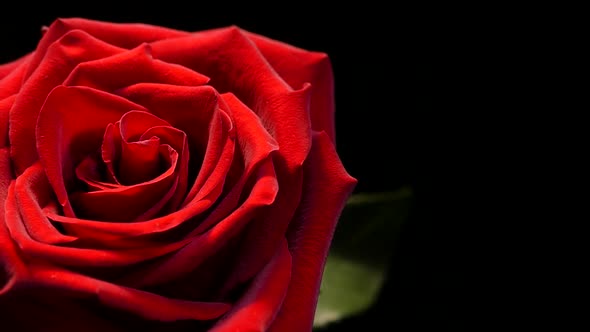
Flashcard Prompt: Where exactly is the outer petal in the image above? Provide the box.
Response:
[246,32,336,142]
[270,132,356,332]
[0,54,30,100]
[1,148,26,296]
[63,43,209,92]
[24,18,188,80]
[10,29,124,174]
[0,53,31,79]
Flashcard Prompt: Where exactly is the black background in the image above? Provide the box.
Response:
[1,4,463,330]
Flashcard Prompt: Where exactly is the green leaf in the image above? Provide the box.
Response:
[313,188,413,328]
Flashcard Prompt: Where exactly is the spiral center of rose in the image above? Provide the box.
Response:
[71,110,190,222]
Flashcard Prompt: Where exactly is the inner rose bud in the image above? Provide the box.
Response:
[71,110,189,222]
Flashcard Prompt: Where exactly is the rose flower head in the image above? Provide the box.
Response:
[0,18,356,331]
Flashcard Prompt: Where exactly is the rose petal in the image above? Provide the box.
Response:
[36,85,147,217]
[4,182,191,267]
[63,44,209,92]
[119,110,171,141]
[75,155,120,191]
[119,137,161,185]
[29,18,188,74]
[14,163,77,244]
[0,148,27,296]
[0,53,30,79]
[139,125,190,212]
[0,55,29,100]
[221,158,303,292]
[101,122,122,184]
[189,93,278,235]
[24,18,187,81]
[0,95,16,147]
[27,265,230,321]
[247,31,336,142]
[116,110,171,185]
[211,239,291,331]
[269,131,357,331]
[117,84,218,150]
[10,29,125,174]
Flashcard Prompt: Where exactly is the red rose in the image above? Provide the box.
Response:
[0,18,355,331]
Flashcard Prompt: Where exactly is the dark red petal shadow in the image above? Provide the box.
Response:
[26,265,230,321]
[210,239,291,331]
[0,95,16,147]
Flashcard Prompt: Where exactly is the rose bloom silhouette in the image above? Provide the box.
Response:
[0,18,356,331]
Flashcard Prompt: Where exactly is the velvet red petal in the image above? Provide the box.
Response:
[116,110,173,186]
[24,18,187,81]
[140,125,190,212]
[10,30,124,174]
[63,44,209,92]
[0,148,27,296]
[36,85,147,217]
[0,53,30,79]
[246,32,336,142]
[188,93,278,236]
[0,55,29,100]
[269,132,356,331]
[14,163,77,244]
